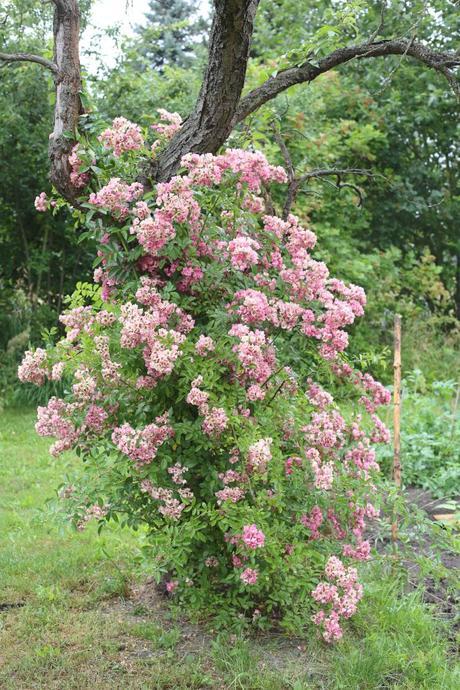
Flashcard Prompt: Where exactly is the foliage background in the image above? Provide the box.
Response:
[0,0,458,511]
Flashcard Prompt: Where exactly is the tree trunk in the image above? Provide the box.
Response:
[48,0,83,200]
[145,0,260,184]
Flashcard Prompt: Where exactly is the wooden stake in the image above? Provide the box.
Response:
[392,314,402,543]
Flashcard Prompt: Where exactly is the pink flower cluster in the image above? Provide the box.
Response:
[18,348,48,385]
[202,407,229,435]
[94,335,122,381]
[76,503,109,531]
[89,178,143,218]
[215,466,246,504]
[36,397,78,457]
[18,348,65,385]
[312,556,363,642]
[343,540,371,561]
[186,376,229,437]
[195,335,215,356]
[208,207,370,361]
[301,506,324,540]
[151,109,183,140]
[358,372,392,413]
[59,305,94,342]
[112,415,174,467]
[247,383,265,401]
[231,289,306,332]
[370,414,391,444]
[72,366,98,402]
[69,144,90,188]
[241,524,265,549]
[130,175,200,257]
[247,438,273,474]
[118,288,192,380]
[306,379,333,410]
[215,486,245,504]
[229,324,276,384]
[240,568,258,585]
[99,117,144,156]
[181,149,287,192]
[140,479,190,520]
[335,366,391,416]
[216,149,287,192]
[228,235,260,271]
[85,404,108,432]
[34,192,48,212]
[284,455,303,476]
[168,462,188,485]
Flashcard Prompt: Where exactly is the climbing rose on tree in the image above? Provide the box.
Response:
[20,113,390,640]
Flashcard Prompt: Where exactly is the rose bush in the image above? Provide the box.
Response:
[20,112,391,641]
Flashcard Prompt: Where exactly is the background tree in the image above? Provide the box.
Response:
[0,0,94,349]
[2,0,458,195]
[0,0,458,394]
[134,0,207,71]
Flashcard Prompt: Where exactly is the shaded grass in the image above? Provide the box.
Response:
[1,409,458,689]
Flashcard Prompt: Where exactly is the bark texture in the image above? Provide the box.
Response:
[146,0,260,183]
[48,0,83,200]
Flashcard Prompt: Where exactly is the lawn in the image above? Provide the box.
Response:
[0,409,458,689]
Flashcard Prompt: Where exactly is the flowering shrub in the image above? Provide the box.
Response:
[23,113,391,640]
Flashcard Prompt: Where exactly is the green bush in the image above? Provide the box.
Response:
[0,285,65,409]
[377,372,460,497]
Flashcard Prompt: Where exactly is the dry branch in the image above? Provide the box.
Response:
[0,51,58,73]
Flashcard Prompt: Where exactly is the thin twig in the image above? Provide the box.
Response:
[369,1,386,43]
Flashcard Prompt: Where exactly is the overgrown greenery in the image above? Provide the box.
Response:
[1,0,458,395]
[377,372,460,498]
[1,409,458,689]
[0,0,459,682]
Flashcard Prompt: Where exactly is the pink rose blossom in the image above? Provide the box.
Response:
[241,524,265,549]
[240,568,258,585]
[34,192,48,212]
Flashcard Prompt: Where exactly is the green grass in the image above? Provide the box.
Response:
[0,409,458,689]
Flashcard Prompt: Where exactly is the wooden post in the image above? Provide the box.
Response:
[392,314,402,542]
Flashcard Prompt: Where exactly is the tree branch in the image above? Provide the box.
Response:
[147,0,260,183]
[234,39,460,124]
[0,51,58,73]
[299,168,379,183]
[274,122,379,216]
[7,2,459,206]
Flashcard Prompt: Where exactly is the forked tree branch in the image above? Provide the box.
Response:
[233,39,460,125]
[0,51,58,73]
[149,0,260,183]
[5,1,459,202]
